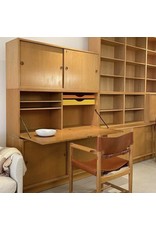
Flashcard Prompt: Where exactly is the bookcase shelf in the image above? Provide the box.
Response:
[126,37,146,48]
[20,92,62,132]
[126,46,146,64]
[63,93,96,128]
[100,111,124,126]
[126,62,145,79]
[101,37,125,44]
[147,80,156,92]
[125,78,145,92]
[100,59,124,77]
[125,95,144,114]
[148,37,156,51]
[100,75,124,92]
[125,110,144,123]
[100,94,123,110]
[101,42,125,60]
[147,38,156,93]
[147,50,156,65]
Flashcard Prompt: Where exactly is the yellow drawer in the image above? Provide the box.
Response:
[63,99,95,106]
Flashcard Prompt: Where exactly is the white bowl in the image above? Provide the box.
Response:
[35,129,56,137]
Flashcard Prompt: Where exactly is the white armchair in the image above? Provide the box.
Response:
[0,153,25,193]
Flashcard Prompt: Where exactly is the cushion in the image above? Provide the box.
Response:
[0,176,16,193]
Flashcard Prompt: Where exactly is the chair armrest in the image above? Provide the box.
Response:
[70,143,97,154]
[10,153,24,193]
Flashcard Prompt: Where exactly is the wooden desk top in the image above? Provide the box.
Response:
[20,126,120,145]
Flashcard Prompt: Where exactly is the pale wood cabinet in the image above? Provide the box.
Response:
[6,38,99,192]
[23,141,67,190]
[18,44,99,92]
[115,125,153,162]
[20,43,99,92]
[133,125,153,161]
[20,41,63,89]
[64,49,99,91]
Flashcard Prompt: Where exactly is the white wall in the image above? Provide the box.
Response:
[0,37,88,146]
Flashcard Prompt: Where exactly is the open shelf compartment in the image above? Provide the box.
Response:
[20,91,62,132]
[63,93,97,128]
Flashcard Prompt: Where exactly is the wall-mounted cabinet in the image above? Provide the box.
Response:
[7,39,99,93]
[64,50,99,91]
[6,38,99,192]
[20,41,63,90]
[6,39,99,137]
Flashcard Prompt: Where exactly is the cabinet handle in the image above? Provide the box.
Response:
[95,69,98,73]
[20,61,24,65]
[65,67,68,70]
[60,66,63,70]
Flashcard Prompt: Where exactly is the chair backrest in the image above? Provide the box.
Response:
[97,132,133,158]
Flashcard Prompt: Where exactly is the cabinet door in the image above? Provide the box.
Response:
[133,126,153,160]
[23,141,66,191]
[20,41,63,89]
[64,49,99,91]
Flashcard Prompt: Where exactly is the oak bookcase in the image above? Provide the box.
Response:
[88,37,156,162]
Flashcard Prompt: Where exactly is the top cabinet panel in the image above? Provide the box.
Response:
[64,49,99,92]
[20,41,63,89]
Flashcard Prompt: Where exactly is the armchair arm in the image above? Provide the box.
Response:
[70,143,97,154]
[10,153,24,193]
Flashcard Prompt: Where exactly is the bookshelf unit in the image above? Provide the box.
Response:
[89,37,147,126]
[88,37,155,161]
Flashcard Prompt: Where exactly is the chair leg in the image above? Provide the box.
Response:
[129,149,133,193]
[96,176,102,193]
[69,146,73,193]
[128,172,132,192]
[96,151,102,192]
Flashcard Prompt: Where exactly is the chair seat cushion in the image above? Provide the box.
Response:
[0,176,16,193]
[72,157,128,176]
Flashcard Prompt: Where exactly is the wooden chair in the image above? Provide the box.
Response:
[69,132,133,193]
